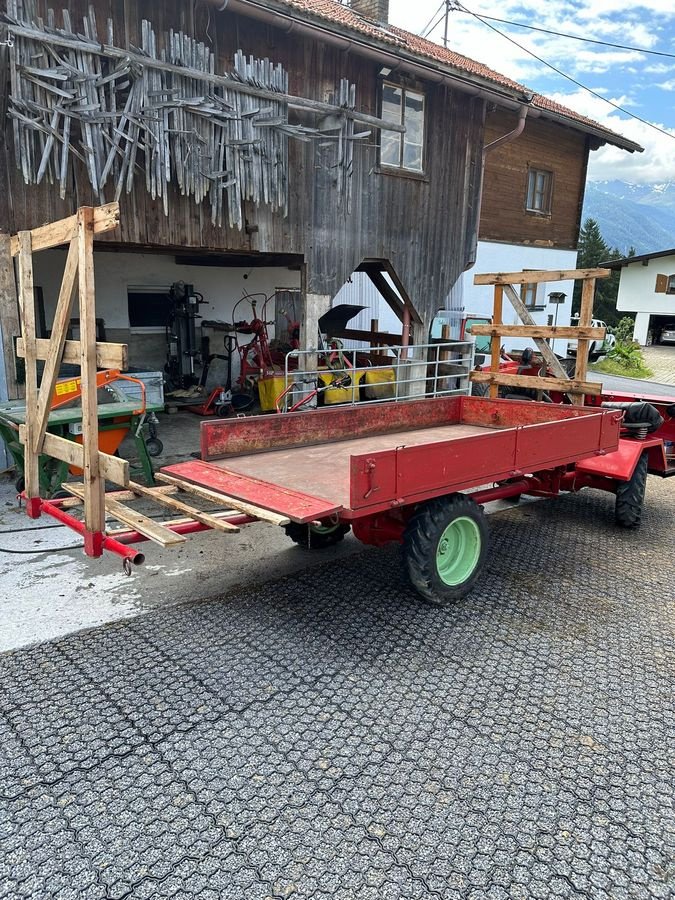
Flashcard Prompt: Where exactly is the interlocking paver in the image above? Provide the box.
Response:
[1,479,674,898]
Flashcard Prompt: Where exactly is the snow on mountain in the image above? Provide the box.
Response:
[582,181,675,255]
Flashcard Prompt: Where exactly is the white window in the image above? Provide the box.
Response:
[380,83,425,173]
[526,168,553,214]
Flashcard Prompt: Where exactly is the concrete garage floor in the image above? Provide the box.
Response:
[1,480,674,899]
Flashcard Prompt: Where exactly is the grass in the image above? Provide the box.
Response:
[590,358,654,379]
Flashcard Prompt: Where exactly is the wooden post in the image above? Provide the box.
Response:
[573,278,596,406]
[0,235,23,401]
[489,284,503,399]
[16,232,41,516]
[77,208,106,551]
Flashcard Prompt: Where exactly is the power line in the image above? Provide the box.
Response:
[455,11,675,60]
[452,2,675,142]
[419,2,445,39]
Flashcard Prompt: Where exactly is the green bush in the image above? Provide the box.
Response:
[613,317,635,345]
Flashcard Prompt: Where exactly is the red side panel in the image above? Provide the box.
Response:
[161,460,341,524]
[575,438,665,481]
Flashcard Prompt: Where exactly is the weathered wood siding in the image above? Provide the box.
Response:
[479,109,589,250]
[1,0,485,325]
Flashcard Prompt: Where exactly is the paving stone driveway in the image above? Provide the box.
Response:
[642,345,675,385]
[1,481,674,900]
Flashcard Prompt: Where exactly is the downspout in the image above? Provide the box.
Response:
[466,99,531,269]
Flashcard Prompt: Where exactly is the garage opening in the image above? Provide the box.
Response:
[648,314,675,346]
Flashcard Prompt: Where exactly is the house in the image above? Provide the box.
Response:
[0,0,641,403]
[603,249,675,345]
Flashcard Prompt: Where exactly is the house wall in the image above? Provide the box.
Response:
[616,255,675,344]
[480,110,589,250]
[32,250,301,386]
[458,241,577,356]
[1,0,485,329]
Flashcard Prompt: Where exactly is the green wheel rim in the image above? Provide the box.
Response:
[311,522,341,535]
[435,516,482,586]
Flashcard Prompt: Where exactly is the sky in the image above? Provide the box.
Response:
[387,0,675,186]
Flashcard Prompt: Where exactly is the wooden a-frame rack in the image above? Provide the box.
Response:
[469,268,610,404]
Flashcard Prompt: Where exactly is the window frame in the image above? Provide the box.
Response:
[520,275,546,311]
[378,79,427,176]
[525,167,554,215]
[127,286,172,333]
[667,274,675,295]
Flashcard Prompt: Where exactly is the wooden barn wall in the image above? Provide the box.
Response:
[479,108,589,250]
[0,0,486,324]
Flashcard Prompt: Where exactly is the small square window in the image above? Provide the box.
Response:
[667,275,675,295]
[526,168,553,214]
[128,288,171,331]
[380,82,425,173]
[520,282,538,308]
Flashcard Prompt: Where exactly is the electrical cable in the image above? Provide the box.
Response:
[455,11,675,60]
[419,1,445,38]
[452,2,675,142]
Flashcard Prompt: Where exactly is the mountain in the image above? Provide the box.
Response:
[582,181,675,256]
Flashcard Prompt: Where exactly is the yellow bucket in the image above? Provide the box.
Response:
[318,368,364,404]
[364,367,396,400]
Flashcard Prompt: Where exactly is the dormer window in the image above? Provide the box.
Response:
[380,83,425,173]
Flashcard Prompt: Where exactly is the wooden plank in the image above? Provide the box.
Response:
[0,234,23,400]
[77,207,106,532]
[33,235,79,450]
[10,203,120,256]
[16,232,40,505]
[61,483,186,546]
[489,284,503,400]
[58,484,178,508]
[17,338,128,369]
[470,371,602,395]
[473,268,611,286]
[469,325,605,340]
[19,427,129,484]
[574,278,597,406]
[127,480,240,533]
[156,472,291,526]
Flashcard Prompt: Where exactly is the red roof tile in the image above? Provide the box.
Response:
[269,0,642,151]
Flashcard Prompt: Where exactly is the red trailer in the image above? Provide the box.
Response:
[32,394,672,605]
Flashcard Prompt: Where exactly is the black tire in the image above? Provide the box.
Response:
[285,521,350,549]
[615,452,648,528]
[145,437,163,458]
[49,489,72,500]
[403,494,488,605]
[15,475,25,493]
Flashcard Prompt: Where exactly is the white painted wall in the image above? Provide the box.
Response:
[458,241,577,357]
[32,249,301,384]
[615,254,675,344]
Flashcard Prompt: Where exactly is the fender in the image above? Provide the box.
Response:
[575,437,666,482]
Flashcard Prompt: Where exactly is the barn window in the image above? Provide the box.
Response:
[526,168,553,214]
[128,287,171,332]
[380,83,425,173]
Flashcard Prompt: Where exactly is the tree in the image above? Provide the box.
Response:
[572,218,624,326]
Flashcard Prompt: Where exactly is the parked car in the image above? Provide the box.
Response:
[568,318,616,359]
[659,324,675,344]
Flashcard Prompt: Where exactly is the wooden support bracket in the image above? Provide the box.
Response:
[470,371,602,396]
[9,202,120,256]
[17,338,129,370]
[469,325,605,340]
[19,426,129,485]
[156,472,291,526]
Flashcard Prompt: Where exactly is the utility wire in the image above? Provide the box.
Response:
[456,11,675,60]
[419,1,446,38]
[451,2,675,142]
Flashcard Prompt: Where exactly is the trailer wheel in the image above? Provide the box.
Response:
[145,437,163,458]
[285,521,350,549]
[615,451,648,528]
[403,494,488,605]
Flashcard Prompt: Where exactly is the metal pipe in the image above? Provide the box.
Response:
[401,305,411,360]
[109,513,257,545]
[470,480,530,504]
[39,498,145,564]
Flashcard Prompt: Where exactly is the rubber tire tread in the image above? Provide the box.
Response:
[285,522,351,549]
[615,451,648,528]
[403,494,488,606]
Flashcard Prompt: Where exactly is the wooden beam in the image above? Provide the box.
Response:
[156,472,291,526]
[77,207,106,532]
[574,278,597,406]
[469,325,605,340]
[470,371,602,395]
[58,484,178,508]
[332,328,404,346]
[9,202,120,256]
[0,234,23,400]
[62,483,186,546]
[19,427,129,484]
[17,337,128,370]
[16,232,40,505]
[33,235,79,451]
[473,268,611,286]
[127,480,240,533]
[489,284,503,400]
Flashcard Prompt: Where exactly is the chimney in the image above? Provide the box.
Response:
[350,0,389,24]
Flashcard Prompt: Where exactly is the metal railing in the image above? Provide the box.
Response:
[278,341,475,412]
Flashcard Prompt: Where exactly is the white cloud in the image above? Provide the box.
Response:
[656,79,675,90]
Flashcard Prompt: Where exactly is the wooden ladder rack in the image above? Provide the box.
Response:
[469,268,610,405]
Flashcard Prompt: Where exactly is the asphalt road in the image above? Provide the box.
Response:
[595,372,675,399]
[1,480,674,900]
